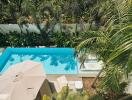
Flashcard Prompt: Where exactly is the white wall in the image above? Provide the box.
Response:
[0,23,90,34]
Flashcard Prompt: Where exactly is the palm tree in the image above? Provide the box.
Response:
[77,0,132,99]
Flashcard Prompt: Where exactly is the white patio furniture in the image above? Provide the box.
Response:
[80,61,103,71]
[75,81,83,90]
[55,75,68,92]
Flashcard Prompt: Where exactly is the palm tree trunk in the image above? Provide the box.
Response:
[91,67,104,88]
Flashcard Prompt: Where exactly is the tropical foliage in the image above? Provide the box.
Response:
[42,95,51,100]
[0,32,43,47]
[1,0,119,47]
[0,0,94,46]
[77,0,132,99]
[0,0,98,24]
[53,86,89,100]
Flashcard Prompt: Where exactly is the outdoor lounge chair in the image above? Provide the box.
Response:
[80,61,103,71]
[54,75,83,92]
[54,75,68,92]
[75,81,83,91]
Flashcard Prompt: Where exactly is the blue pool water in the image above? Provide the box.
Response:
[0,48,78,74]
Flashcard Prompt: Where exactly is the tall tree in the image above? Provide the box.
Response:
[77,0,132,99]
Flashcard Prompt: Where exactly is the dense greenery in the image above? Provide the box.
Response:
[0,0,101,47]
[0,32,43,47]
[0,0,98,24]
[0,31,78,47]
[51,86,89,100]
[1,0,124,47]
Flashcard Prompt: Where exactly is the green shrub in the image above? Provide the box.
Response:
[53,86,89,100]
[89,94,104,100]
[0,32,44,47]
[42,95,51,100]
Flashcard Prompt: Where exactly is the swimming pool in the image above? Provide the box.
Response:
[0,48,78,74]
